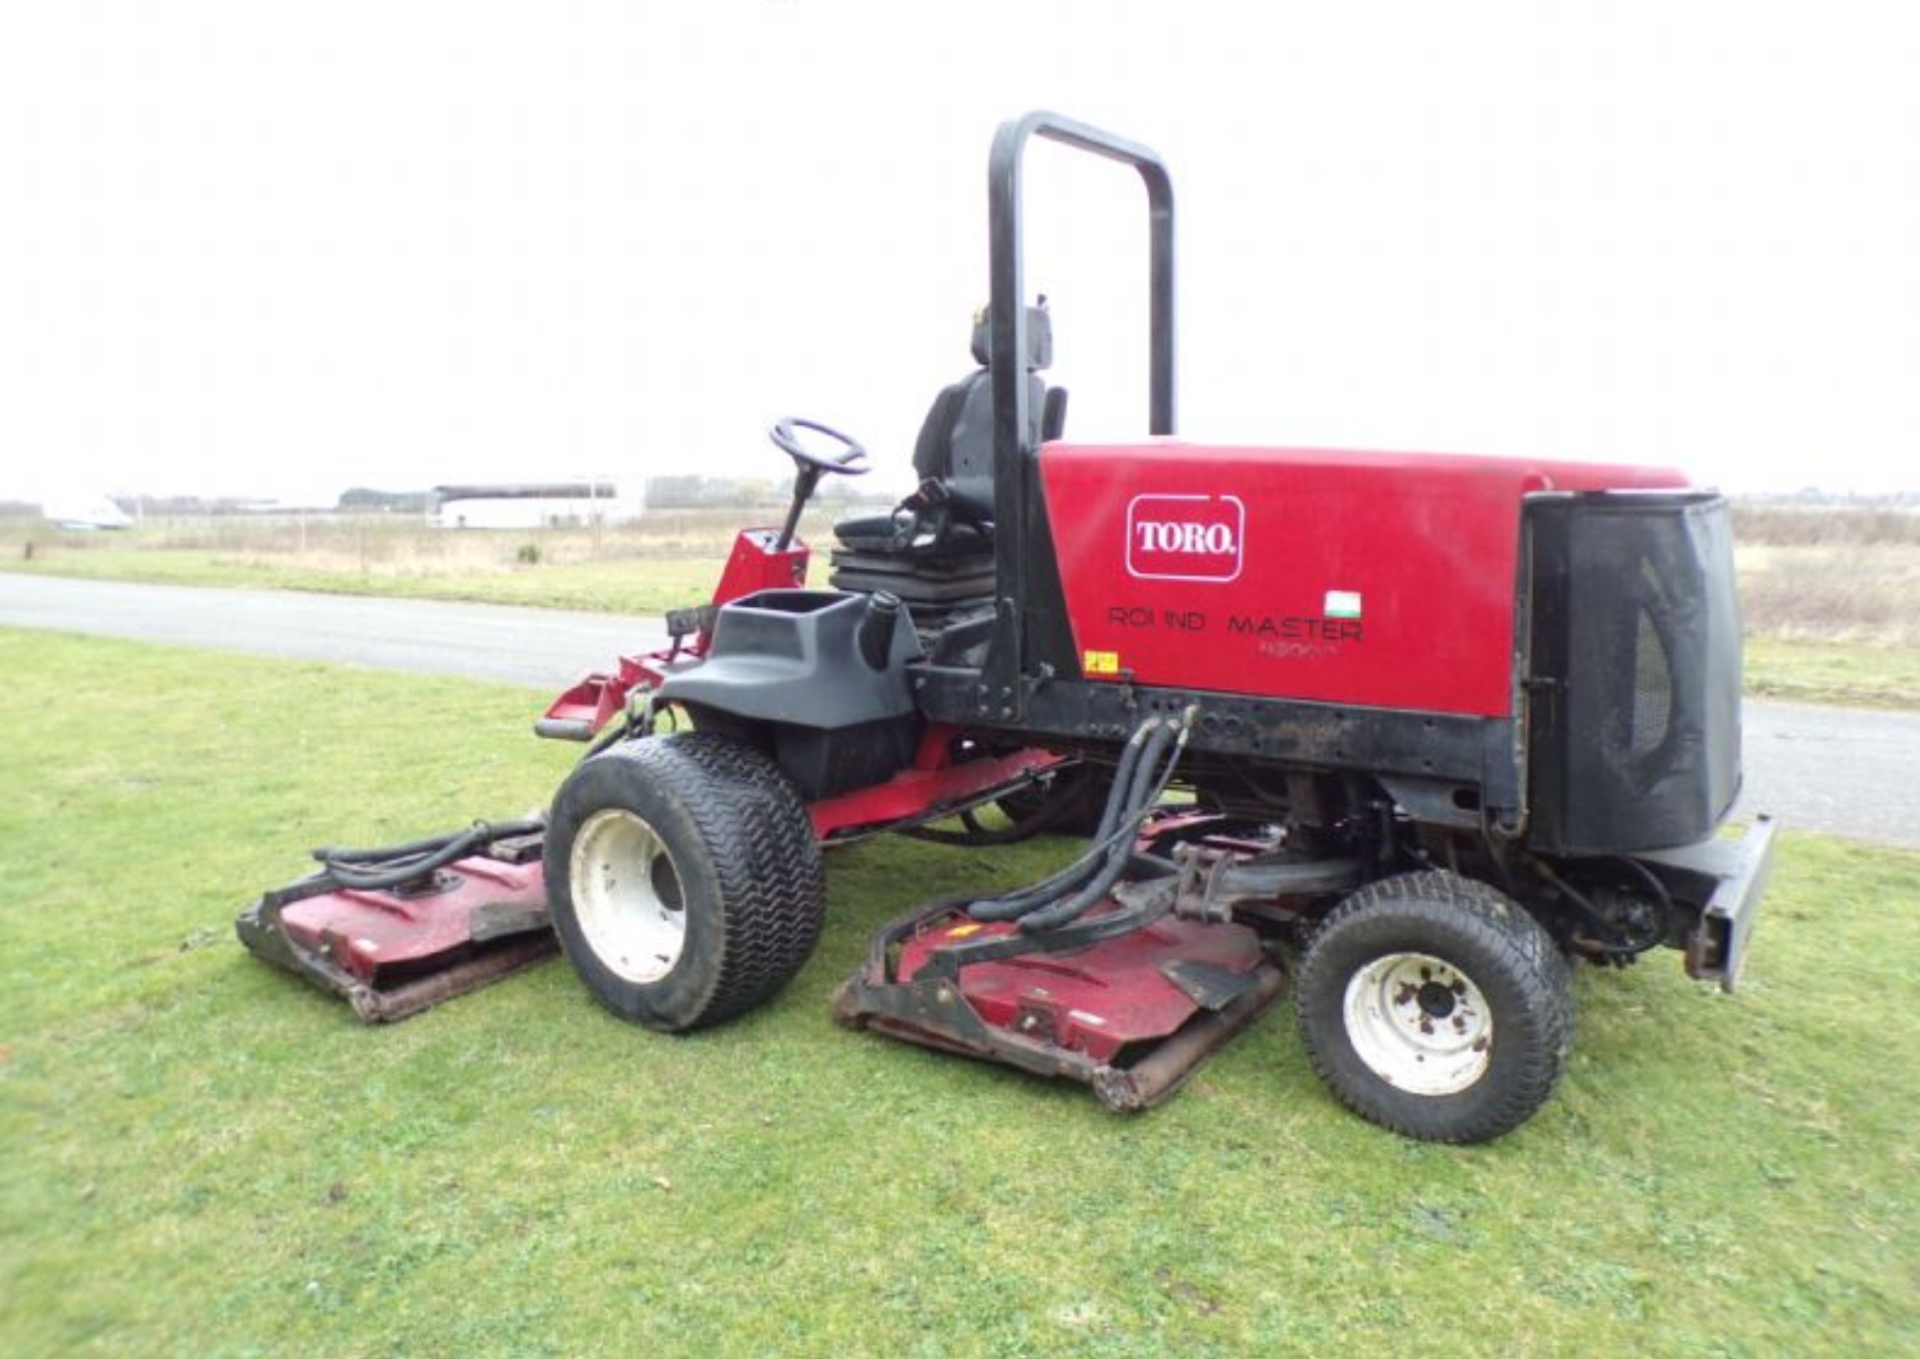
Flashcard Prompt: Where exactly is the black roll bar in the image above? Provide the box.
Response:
[987,109,1176,465]
[983,111,1175,714]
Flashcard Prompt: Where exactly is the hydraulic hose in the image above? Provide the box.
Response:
[311,817,544,892]
[964,708,1197,932]
[1017,715,1192,934]
[966,719,1159,923]
[1534,857,1668,957]
[1089,718,1160,844]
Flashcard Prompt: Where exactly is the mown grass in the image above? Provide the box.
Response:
[1746,637,1920,709]
[1,628,1916,1357]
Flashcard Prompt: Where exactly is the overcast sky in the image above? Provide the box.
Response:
[2,1,1916,506]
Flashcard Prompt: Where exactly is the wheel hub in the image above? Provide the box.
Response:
[1413,979,1461,1020]
[1343,952,1492,1096]
[569,808,687,984]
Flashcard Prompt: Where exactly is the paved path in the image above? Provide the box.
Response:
[1730,701,1918,850]
[0,573,663,691]
[2,573,1914,848]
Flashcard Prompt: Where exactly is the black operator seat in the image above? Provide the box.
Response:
[831,300,1067,559]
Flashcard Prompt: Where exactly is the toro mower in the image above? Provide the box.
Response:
[240,112,1774,1142]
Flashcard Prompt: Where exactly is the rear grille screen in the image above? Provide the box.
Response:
[1527,493,1742,853]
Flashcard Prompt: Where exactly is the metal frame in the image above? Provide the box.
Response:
[983,112,1176,715]
[913,663,1523,816]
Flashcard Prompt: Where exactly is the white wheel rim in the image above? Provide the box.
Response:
[569,808,687,984]
[1342,952,1493,1096]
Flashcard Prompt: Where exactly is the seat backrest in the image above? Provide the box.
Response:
[910,303,1062,518]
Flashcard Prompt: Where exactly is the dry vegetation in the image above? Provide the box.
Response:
[0,506,849,614]
[7,505,836,575]
[1733,505,1920,647]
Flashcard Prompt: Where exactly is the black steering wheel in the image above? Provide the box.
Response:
[769,418,871,476]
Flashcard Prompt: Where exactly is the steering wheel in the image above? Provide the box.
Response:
[769,418,871,476]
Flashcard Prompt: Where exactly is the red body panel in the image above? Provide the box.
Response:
[542,527,807,734]
[1041,443,1689,717]
[807,738,1063,840]
[713,527,810,602]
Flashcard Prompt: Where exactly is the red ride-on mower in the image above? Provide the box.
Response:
[240,112,1774,1142]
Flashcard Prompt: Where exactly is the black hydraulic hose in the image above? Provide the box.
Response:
[961,810,1152,922]
[585,717,634,761]
[312,817,544,892]
[1089,720,1158,844]
[1018,716,1191,934]
[1614,854,1676,928]
[319,828,480,865]
[960,823,1117,920]
[1534,857,1666,957]
[966,719,1159,923]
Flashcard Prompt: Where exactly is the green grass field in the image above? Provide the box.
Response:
[1745,637,1920,710]
[2,629,1916,1356]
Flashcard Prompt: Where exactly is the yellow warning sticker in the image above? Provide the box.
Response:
[1083,650,1121,676]
[945,922,985,939]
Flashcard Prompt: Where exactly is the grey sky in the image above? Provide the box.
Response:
[3,1,1916,505]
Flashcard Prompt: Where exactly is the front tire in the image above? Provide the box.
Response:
[544,732,826,1032]
[1296,871,1574,1143]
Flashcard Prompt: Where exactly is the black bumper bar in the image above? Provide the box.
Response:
[1641,814,1777,993]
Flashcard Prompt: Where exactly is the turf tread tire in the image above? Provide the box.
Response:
[1295,870,1575,1143]
[545,732,826,1032]
[994,762,1112,839]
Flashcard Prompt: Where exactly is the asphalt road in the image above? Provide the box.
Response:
[2,573,1914,849]
[0,573,663,690]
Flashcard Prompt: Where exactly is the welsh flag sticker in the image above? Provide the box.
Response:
[1324,590,1363,620]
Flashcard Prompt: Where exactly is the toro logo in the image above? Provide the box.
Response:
[1125,493,1246,583]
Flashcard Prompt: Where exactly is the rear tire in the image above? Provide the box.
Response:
[1295,871,1574,1143]
[544,732,826,1032]
[992,761,1110,838]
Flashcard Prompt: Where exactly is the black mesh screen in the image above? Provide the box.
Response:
[1627,605,1673,760]
[1527,493,1742,853]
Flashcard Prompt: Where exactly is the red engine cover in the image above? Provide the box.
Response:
[1041,443,1688,717]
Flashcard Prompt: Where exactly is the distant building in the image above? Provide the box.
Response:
[42,495,133,530]
[430,482,644,530]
